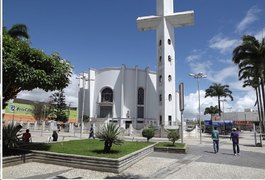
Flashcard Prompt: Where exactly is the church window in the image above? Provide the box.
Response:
[168,39,171,45]
[159,116,162,125]
[159,94,162,102]
[168,116,172,126]
[168,94,172,101]
[159,56,162,63]
[137,107,144,118]
[159,75,162,83]
[101,88,113,102]
[168,75,172,81]
[159,40,162,46]
[137,88,144,105]
[168,55,172,62]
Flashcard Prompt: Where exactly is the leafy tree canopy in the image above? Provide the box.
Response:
[3,24,72,108]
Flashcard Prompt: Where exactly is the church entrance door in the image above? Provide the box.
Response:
[125,121,132,129]
[100,106,112,118]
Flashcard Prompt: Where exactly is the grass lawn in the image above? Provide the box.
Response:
[155,142,185,149]
[19,139,154,159]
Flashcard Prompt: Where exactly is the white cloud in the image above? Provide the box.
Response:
[254,27,265,41]
[236,6,262,33]
[184,90,219,120]
[233,91,257,112]
[209,34,240,53]
[184,87,257,120]
[17,73,79,107]
[207,66,238,84]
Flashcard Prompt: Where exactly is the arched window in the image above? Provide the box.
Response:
[159,56,162,63]
[138,88,144,105]
[168,94,172,101]
[101,88,113,102]
[168,55,172,62]
[159,94,162,102]
[168,75,172,81]
[168,39,171,45]
[159,75,162,83]
[159,40,162,46]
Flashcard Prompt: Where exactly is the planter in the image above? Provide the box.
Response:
[3,143,155,173]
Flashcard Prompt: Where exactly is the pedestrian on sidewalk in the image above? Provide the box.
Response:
[89,124,95,139]
[211,126,219,153]
[230,128,240,156]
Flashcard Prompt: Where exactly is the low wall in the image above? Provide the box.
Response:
[154,144,188,154]
[3,144,155,173]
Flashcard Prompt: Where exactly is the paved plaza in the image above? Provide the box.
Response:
[3,129,265,179]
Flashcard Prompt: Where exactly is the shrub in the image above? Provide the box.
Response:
[167,131,179,146]
[142,128,155,142]
[3,123,23,155]
[96,123,123,153]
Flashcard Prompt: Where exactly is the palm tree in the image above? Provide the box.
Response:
[232,35,265,132]
[96,123,123,153]
[5,24,29,40]
[204,105,220,131]
[204,106,221,120]
[205,83,233,116]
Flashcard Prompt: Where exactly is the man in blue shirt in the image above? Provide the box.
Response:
[230,128,240,156]
[212,126,219,154]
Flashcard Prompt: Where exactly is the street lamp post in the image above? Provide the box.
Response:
[189,72,207,144]
[219,99,227,133]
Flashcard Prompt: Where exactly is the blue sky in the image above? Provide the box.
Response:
[4,0,265,119]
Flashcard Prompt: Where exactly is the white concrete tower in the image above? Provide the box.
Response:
[137,0,194,127]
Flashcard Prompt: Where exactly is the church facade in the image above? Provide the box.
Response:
[78,65,181,130]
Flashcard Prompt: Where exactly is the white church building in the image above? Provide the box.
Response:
[78,66,181,130]
[77,0,194,130]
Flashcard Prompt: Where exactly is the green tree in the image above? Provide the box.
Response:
[232,35,265,132]
[32,102,47,121]
[142,128,155,142]
[3,24,72,108]
[5,24,29,40]
[167,131,179,146]
[204,105,220,120]
[205,83,233,116]
[49,90,68,122]
[96,123,124,153]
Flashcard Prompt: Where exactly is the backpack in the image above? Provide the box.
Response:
[212,130,218,139]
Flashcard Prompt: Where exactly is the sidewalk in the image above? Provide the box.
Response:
[3,130,265,179]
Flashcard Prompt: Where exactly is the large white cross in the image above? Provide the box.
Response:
[137,0,194,127]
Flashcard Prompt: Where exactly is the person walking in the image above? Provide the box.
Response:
[230,128,240,156]
[211,126,219,154]
[89,124,95,139]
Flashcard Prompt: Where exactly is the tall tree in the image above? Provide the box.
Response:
[49,90,68,122]
[232,35,265,132]
[205,83,233,116]
[3,24,72,108]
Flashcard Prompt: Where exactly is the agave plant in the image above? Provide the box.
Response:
[3,123,23,155]
[96,123,123,153]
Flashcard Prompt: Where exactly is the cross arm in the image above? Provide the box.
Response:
[136,15,162,31]
[165,10,194,27]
